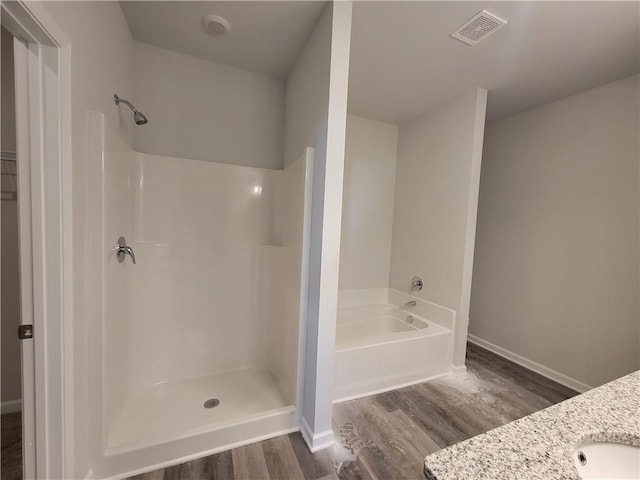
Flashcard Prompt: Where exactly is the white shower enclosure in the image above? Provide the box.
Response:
[85,112,313,477]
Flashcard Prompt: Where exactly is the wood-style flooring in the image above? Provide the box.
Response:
[0,343,578,480]
[1,412,22,480]
[130,343,577,480]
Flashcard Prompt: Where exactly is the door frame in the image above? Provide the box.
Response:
[1,2,73,478]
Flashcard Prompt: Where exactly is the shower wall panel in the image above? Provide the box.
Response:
[87,111,139,458]
[126,154,279,389]
[263,153,311,404]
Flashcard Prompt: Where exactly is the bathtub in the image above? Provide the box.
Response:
[334,289,455,401]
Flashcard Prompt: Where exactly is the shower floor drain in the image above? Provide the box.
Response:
[203,398,220,409]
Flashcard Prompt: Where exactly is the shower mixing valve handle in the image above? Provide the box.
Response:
[116,236,136,264]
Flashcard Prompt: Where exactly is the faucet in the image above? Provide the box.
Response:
[411,276,423,292]
[116,236,136,264]
[404,300,417,308]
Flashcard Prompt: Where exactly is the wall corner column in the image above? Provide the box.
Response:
[452,87,488,369]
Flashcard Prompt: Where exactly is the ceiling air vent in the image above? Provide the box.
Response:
[450,10,507,46]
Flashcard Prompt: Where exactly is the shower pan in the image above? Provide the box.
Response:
[86,111,314,477]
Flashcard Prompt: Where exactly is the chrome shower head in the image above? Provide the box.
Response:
[133,111,148,125]
[114,94,148,125]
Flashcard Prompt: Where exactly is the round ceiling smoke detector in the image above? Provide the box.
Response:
[203,14,231,36]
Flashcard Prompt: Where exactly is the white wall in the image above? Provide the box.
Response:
[470,74,640,388]
[390,88,488,368]
[339,115,397,290]
[283,1,352,448]
[40,2,136,477]
[132,43,285,169]
[1,26,21,409]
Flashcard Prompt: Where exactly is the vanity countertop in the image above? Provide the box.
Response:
[423,370,640,480]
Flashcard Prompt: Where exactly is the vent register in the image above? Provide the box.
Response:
[451,10,507,46]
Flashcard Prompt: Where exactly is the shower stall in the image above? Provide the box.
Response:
[86,113,313,477]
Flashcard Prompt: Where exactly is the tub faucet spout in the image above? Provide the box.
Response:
[404,300,417,308]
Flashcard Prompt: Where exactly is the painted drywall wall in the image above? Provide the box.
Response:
[1,26,22,410]
[283,2,332,439]
[339,114,398,290]
[283,1,352,446]
[40,2,136,477]
[390,88,488,368]
[469,74,640,388]
[132,42,285,169]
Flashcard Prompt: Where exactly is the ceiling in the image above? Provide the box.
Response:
[120,1,327,79]
[348,1,640,123]
[121,1,639,124]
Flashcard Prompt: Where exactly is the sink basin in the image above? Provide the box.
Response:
[574,442,640,479]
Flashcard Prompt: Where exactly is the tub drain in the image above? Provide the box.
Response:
[203,398,220,409]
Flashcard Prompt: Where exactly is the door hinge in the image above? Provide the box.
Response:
[18,324,33,340]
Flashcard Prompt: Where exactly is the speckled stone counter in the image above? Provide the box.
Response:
[424,371,640,480]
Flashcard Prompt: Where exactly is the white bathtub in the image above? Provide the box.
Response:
[334,289,455,401]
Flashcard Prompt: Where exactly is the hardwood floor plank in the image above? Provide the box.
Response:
[334,458,374,480]
[1,413,22,480]
[232,443,270,480]
[333,400,419,480]
[417,382,501,433]
[427,374,516,428]
[129,469,165,480]
[262,435,305,480]
[163,451,234,480]
[288,432,335,480]
[388,409,441,456]
[317,473,339,480]
[467,343,578,403]
[465,359,555,416]
[397,386,476,447]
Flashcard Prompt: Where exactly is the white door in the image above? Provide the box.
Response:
[14,35,37,480]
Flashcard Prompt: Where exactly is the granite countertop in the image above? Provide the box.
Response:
[424,370,640,480]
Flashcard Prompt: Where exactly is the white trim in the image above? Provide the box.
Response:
[13,35,37,480]
[467,335,593,393]
[2,2,73,479]
[295,148,314,424]
[300,417,335,453]
[450,365,467,376]
[1,400,23,414]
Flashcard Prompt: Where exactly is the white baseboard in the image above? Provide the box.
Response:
[467,335,593,393]
[1,399,22,414]
[450,365,467,376]
[300,417,335,452]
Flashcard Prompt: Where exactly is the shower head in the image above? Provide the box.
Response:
[114,94,148,125]
[133,110,148,125]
